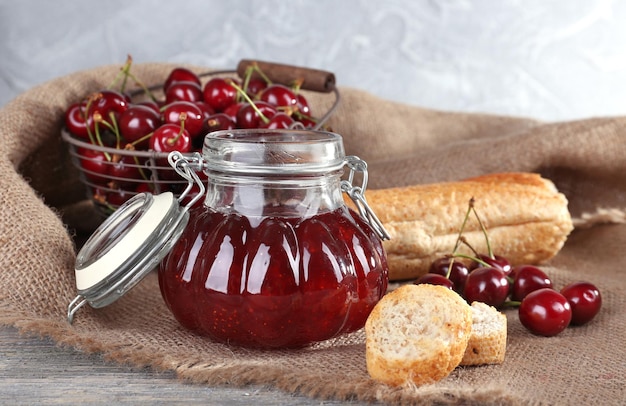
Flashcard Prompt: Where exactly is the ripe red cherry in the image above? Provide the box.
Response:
[105,187,135,207]
[296,93,311,116]
[118,104,161,148]
[137,100,162,115]
[203,78,238,112]
[161,101,205,139]
[107,154,143,188]
[163,67,201,91]
[135,182,155,195]
[236,101,277,129]
[149,123,192,154]
[85,90,129,129]
[297,115,318,129]
[245,78,268,97]
[65,102,93,139]
[519,288,572,336]
[263,112,295,129]
[195,101,216,120]
[204,113,236,133]
[463,266,510,308]
[77,147,110,185]
[222,102,245,122]
[473,254,512,276]
[165,81,203,104]
[428,257,469,294]
[259,84,298,108]
[510,265,553,301]
[414,273,455,290]
[560,281,602,326]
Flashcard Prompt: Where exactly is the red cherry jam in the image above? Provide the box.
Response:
[158,129,389,348]
[159,205,387,348]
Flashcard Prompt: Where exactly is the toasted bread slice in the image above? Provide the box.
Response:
[461,302,507,366]
[365,284,472,386]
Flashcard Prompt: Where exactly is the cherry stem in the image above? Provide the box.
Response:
[167,113,187,146]
[107,55,133,91]
[108,54,158,103]
[91,112,112,161]
[459,235,479,256]
[130,131,155,148]
[452,252,490,268]
[471,200,494,258]
[451,198,475,256]
[228,79,270,124]
[501,300,521,308]
[291,78,304,93]
[123,144,151,182]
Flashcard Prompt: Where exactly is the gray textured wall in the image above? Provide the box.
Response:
[2,0,625,121]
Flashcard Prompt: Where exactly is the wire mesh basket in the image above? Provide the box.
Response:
[62,59,340,216]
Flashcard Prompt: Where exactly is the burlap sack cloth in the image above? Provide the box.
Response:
[1,63,625,405]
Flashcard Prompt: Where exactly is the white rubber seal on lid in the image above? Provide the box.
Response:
[75,192,176,290]
[67,191,189,324]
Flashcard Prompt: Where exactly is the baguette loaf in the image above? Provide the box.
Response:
[460,302,507,366]
[357,172,573,281]
[365,284,472,387]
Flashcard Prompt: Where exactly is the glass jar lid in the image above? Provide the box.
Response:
[202,129,346,175]
[67,191,189,323]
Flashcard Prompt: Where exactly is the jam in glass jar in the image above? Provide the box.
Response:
[158,129,389,348]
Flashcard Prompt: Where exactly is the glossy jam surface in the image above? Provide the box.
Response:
[159,205,388,348]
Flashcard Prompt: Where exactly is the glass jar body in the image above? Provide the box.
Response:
[158,130,388,348]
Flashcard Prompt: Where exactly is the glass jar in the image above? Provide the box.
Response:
[158,129,389,348]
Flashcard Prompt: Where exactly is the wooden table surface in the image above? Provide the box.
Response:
[0,325,361,405]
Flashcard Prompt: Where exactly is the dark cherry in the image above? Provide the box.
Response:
[259,84,298,108]
[107,154,143,188]
[519,288,572,336]
[414,273,455,290]
[222,102,245,122]
[86,90,129,129]
[296,93,311,116]
[203,78,238,112]
[161,101,205,139]
[149,123,192,182]
[428,257,469,294]
[165,81,204,104]
[510,265,553,301]
[105,187,135,207]
[163,67,201,91]
[135,182,156,195]
[262,112,295,129]
[195,101,216,120]
[65,101,93,139]
[204,113,236,133]
[296,115,318,129]
[560,281,602,326]
[245,77,268,97]
[77,147,110,185]
[149,123,192,154]
[118,104,161,148]
[463,266,510,308]
[473,254,512,276]
[236,101,277,129]
[137,100,162,115]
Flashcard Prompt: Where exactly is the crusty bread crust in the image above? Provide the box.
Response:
[461,302,507,366]
[357,172,573,280]
[365,284,472,387]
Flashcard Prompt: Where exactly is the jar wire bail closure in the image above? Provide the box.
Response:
[168,151,206,209]
[341,156,390,241]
